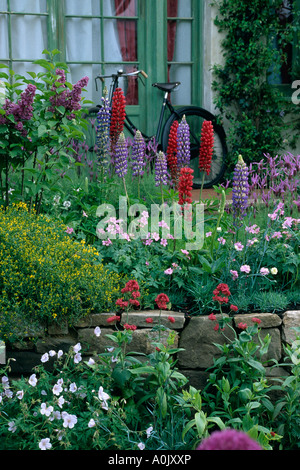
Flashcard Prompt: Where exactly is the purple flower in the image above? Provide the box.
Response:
[155,151,168,187]
[131,130,146,177]
[176,115,190,169]
[232,154,249,226]
[96,91,111,168]
[114,132,128,178]
[197,429,262,450]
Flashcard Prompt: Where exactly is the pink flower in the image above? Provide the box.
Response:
[208,313,217,321]
[230,270,239,280]
[252,317,262,324]
[106,315,121,323]
[197,429,262,450]
[164,268,173,275]
[230,304,238,312]
[168,316,175,323]
[217,237,226,245]
[234,242,244,251]
[240,265,251,273]
[237,322,247,330]
[65,226,74,234]
[260,267,269,275]
[146,317,153,323]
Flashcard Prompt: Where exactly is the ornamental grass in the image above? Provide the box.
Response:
[0,203,123,342]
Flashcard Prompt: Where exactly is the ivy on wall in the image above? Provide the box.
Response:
[211,0,298,168]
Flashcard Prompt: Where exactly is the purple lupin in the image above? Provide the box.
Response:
[232,154,249,226]
[176,115,190,170]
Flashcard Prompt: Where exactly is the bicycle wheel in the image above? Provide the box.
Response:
[161,106,227,188]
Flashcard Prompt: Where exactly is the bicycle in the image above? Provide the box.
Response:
[84,68,227,188]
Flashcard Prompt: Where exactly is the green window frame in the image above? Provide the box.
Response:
[0,0,203,137]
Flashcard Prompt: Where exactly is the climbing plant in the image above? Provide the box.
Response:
[211,0,298,168]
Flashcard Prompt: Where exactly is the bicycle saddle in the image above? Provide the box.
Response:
[152,82,181,92]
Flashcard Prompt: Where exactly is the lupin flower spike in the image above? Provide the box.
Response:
[114,132,128,179]
[178,167,194,207]
[110,87,126,148]
[232,154,249,226]
[166,120,179,186]
[96,87,111,170]
[131,130,146,178]
[177,115,190,170]
[199,120,214,175]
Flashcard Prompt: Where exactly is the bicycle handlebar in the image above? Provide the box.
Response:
[96,69,148,83]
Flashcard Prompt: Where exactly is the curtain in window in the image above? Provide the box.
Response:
[167,0,178,82]
[114,0,138,104]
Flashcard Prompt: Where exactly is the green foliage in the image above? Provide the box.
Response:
[0,49,89,214]
[212,0,298,165]
[0,203,122,342]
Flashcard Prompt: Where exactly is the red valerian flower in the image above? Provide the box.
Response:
[155,293,169,310]
[208,313,217,321]
[178,167,194,206]
[121,280,139,293]
[198,120,214,175]
[168,316,175,323]
[213,283,231,304]
[230,304,238,312]
[237,322,247,330]
[146,317,153,323]
[252,317,262,324]
[166,120,179,186]
[123,323,137,331]
[106,315,121,323]
[116,298,128,309]
[129,299,140,307]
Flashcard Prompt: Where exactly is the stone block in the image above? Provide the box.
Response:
[178,315,235,369]
[122,310,185,329]
[282,311,300,344]
[233,313,282,328]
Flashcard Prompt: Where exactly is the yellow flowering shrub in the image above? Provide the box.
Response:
[0,203,122,341]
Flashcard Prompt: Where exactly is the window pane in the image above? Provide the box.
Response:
[11,15,47,60]
[169,65,191,105]
[0,14,8,58]
[172,21,191,61]
[107,0,137,17]
[65,0,100,16]
[66,18,101,62]
[10,0,47,14]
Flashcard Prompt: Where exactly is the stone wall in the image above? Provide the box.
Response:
[4,310,300,388]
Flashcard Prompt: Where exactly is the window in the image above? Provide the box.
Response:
[0,0,203,135]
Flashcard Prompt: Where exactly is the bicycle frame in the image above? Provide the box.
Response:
[95,69,180,146]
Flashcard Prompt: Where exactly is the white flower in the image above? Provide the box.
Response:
[40,403,53,417]
[63,200,71,208]
[271,267,278,275]
[49,350,56,357]
[146,426,153,438]
[62,412,77,429]
[69,382,77,393]
[73,343,82,353]
[41,353,49,363]
[88,418,96,428]
[8,421,16,433]
[52,382,63,396]
[28,374,37,387]
[16,390,24,400]
[94,326,101,337]
[98,386,110,402]
[57,350,63,358]
[39,438,52,450]
[137,442,145,450]
[57,396,65,408]
[88,358,95,365]
[74,352,82,364]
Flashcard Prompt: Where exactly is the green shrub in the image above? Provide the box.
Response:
[0,203,123,342]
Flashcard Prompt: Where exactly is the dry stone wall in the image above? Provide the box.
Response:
[4,310,300,388]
